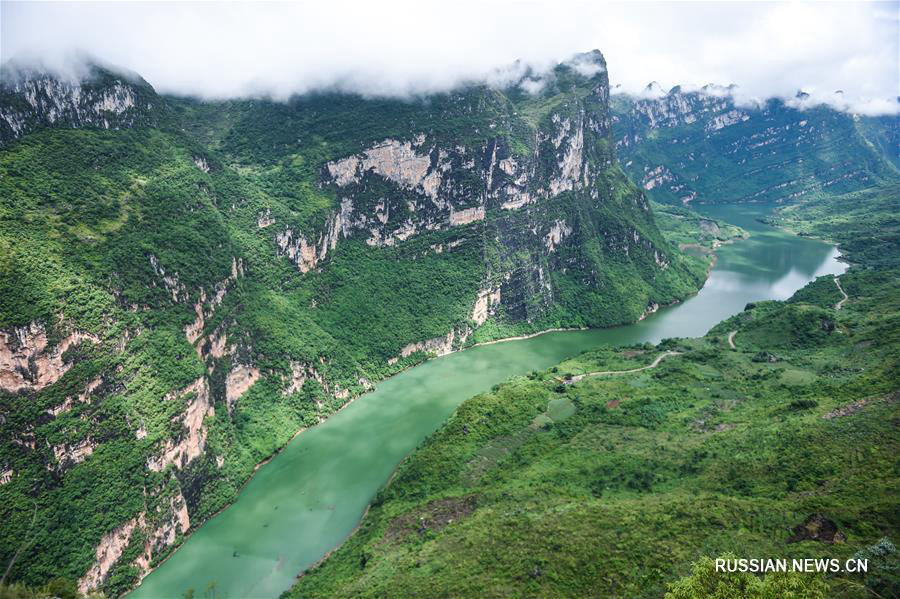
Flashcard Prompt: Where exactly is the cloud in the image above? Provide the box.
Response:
[1,1,897,114]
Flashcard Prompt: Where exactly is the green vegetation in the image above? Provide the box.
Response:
[0,580,105,599]
[651,201,748,259]
[611,93,899,205]
[769,183,900,268]
[664,554,829,599]
[0,56,707,594]
[288,188,899,598]
[3,55,895,597]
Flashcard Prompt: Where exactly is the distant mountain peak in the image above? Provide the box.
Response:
[642,81,667,98]
[0,55,158,145]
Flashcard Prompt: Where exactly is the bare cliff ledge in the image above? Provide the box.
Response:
[0,49,705,595]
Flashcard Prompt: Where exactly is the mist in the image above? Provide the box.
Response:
[2,1,897,114]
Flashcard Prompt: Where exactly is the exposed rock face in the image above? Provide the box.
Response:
[132,491,191,583]
[471,287,502,326]
[641,165,675,191]
[275,200,356,272]
[327,137,435,194]
[193,156,210,173]
[788,514,847,545]
[395,326,472,362]
[281,361,349,412]
[184,257,243,346]
[47,375,104,417]
[147,378,214,472]
[544,220,573,253]
[148,254,187,303]
[257,208,275,228]
[283,361,326,396]
[548,113,587,196]
[79,515,144,593]
[225,363,260,413]
[449,206,486,226]
[612,84,897,204]
[0,323,99,393]
[274,52,667,343]
[0,62,157,145]
[79,490,191,593]
[51,438,96,470]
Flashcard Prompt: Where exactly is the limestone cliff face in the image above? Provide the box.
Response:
[0,323,99,393]
[611,84,898,204]
[0,50,698,595]
[78,489,191,593]
[271,51,676,333]
[0,62,158,145]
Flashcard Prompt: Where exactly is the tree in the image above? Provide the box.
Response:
[665,554,828,599]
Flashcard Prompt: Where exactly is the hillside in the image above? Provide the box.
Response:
[611,85,899,205]
[288,185,900,598]
[0,52,709,595]
[767,182,900,268]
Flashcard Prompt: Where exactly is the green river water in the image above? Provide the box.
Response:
[131,205,845,598]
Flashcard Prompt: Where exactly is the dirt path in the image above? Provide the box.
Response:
[834,276,848,310]
[727,330,737,350]
[567,351,681,383]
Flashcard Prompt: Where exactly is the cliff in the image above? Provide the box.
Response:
[0,51,703,595]
[611,84,899,204]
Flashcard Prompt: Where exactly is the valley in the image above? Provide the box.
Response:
[0,52,708,596]
[286,187,899,598]
[0,44,896,599]
[129,204,844,597]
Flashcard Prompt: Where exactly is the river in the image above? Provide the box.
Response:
[130,204,845,598]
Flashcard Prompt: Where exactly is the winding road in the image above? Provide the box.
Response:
[834,276,848,310]
[567,351,682,383]
[727,330,737,350]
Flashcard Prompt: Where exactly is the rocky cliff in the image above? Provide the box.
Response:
[0,61,159,145]
[611,84,899,204]
[0,51,703,595]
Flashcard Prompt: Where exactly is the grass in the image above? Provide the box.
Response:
[0,60,708,596]
[287,186,900,599]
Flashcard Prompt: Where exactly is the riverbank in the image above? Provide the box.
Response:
[131,204,846,598]
[286,211,892,599]
[134,259,722,592]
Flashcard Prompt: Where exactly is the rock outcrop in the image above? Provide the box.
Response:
[147,378,214,472]
[78,489,191,593]
[225,363,260,413]
[0,61,157,145]
[0,323,99,393]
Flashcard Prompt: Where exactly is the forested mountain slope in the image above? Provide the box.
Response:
[289,184,900,598]
[0,52,707,595]
[611,85,899,205]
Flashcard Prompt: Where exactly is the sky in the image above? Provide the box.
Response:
[1,1,898,114]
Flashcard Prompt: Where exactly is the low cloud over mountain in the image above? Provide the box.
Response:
[2,1,897,114]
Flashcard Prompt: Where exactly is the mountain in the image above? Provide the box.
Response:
[0,51,707,595]
[286,184,900,598]
[610,85,899,204]
[0,61,161,144]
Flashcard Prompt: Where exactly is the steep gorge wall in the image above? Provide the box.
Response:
[0,51,702,596]
[0,64,159,145]
[611,86,899,205]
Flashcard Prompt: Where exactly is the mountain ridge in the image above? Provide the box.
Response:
[610,84,899,204]
[0,50,709,595]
